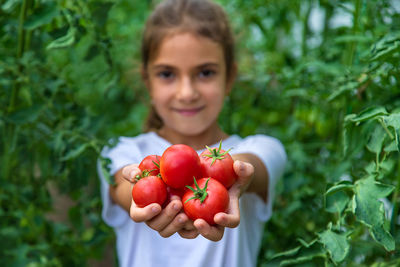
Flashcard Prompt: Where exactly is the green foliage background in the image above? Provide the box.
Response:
[1,0,399,266]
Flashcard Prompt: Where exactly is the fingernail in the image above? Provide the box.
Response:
[178,217,184,223]
[152,206,159,213]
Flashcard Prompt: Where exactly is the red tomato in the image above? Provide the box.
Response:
[132,176,167,208]
[182,177,229,225]
[199,143,237,188]
[167,186,184,200]
[160,144,203,189]
[138,155,161,177]
[163,186,185,207]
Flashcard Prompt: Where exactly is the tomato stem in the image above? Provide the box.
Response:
[185,177,210,204]
[204,141,231,166]
[152,159,160,168]
[135,169,159,181]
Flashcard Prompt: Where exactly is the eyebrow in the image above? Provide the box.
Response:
[151,62,220,71]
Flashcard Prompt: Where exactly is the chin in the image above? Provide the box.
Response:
[176,125,209,137]
[180,128,205,137]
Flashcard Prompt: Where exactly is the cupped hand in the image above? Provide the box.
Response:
[193,160,254,241]
[121,164,199,239]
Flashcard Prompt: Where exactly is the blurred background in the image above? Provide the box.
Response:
[1,0,399,266]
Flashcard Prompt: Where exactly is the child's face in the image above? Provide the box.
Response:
[145,32,233,138]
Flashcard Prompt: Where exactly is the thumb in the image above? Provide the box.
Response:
[232,160,254,196]
[122,164,141,183]
[233,160,254,180]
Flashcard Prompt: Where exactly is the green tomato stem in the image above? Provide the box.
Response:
[185,178,210,204]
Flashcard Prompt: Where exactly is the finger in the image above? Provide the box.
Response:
[122,164,141,182]
[178,229,199,239]
[158,213,188,238]
[232,160,254,195]
[183,219,196,231]
[233,160,254,181]
[214,190,240,228]
[214,211,240,228]
[194,219,225,242]
[146,200,182,232]
[130,200,161,223]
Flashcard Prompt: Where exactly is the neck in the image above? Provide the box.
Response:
[157,124,229,151]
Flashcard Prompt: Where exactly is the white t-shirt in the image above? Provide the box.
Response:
[98,132,286,267]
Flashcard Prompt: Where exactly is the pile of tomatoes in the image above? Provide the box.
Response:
[131,143,238,225]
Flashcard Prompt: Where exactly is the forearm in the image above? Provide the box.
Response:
[232,153,269,201]
[109,168,132,212]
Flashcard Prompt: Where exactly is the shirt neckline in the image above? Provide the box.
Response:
[146,131,241,152]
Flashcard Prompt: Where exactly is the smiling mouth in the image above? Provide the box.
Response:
[172,106,205,116]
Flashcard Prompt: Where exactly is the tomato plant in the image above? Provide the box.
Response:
[160,144,203,189]
[132,176,167,208]
[182,178,229,225]
[199,142,237,188]
[2,0,399,265]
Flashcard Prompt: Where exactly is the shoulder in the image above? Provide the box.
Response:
[230,134,287,178]
[102,132,159,154]
[229,134,285,154]
[101,131,170,165]
[116,132,158,146]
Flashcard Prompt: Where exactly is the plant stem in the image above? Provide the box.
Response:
[8,0,29,113]
[3,0,30,180]
[345,0,362,66]
[379,118,394,140]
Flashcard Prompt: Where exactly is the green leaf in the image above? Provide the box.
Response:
[90,2,114,28]
[1,0,19,12]
[353,177,395,251]
[270,245,301,259]
[24,2,59,30]
[382,113,400,131]
[6,105,42,124]
[384,140,398,152]
[99,156,114,185]
[381,113,400,151]
[370,225,395,252]
[325,190,350,214]
[318,229,350,263]
[346,106,388,124]
[297,238,318,248]
[279,244,326,266]
[60,143,90,161]
[327,81,359,101]
[366,125,385,155]
[82,228,95,242]
[325,181,354,195]
[46,27,76,50]
[334,34,372,44]
[370,36,400,62]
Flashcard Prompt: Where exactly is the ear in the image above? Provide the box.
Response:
[225,62,237,95]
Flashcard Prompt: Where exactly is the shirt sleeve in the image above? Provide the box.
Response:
[97,137,142,228]
[231,134,287,221]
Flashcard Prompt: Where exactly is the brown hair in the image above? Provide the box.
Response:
[141,0,236,132]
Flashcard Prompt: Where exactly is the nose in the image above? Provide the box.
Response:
[176,76,199,102]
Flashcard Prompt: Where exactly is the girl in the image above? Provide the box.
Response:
[98,0,286,266]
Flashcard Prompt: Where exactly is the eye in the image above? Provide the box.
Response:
[157,70,175,80]
[198,69,216,79]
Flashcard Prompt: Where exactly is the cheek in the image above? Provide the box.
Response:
[150,87,170,106]
[205,87,226,106]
